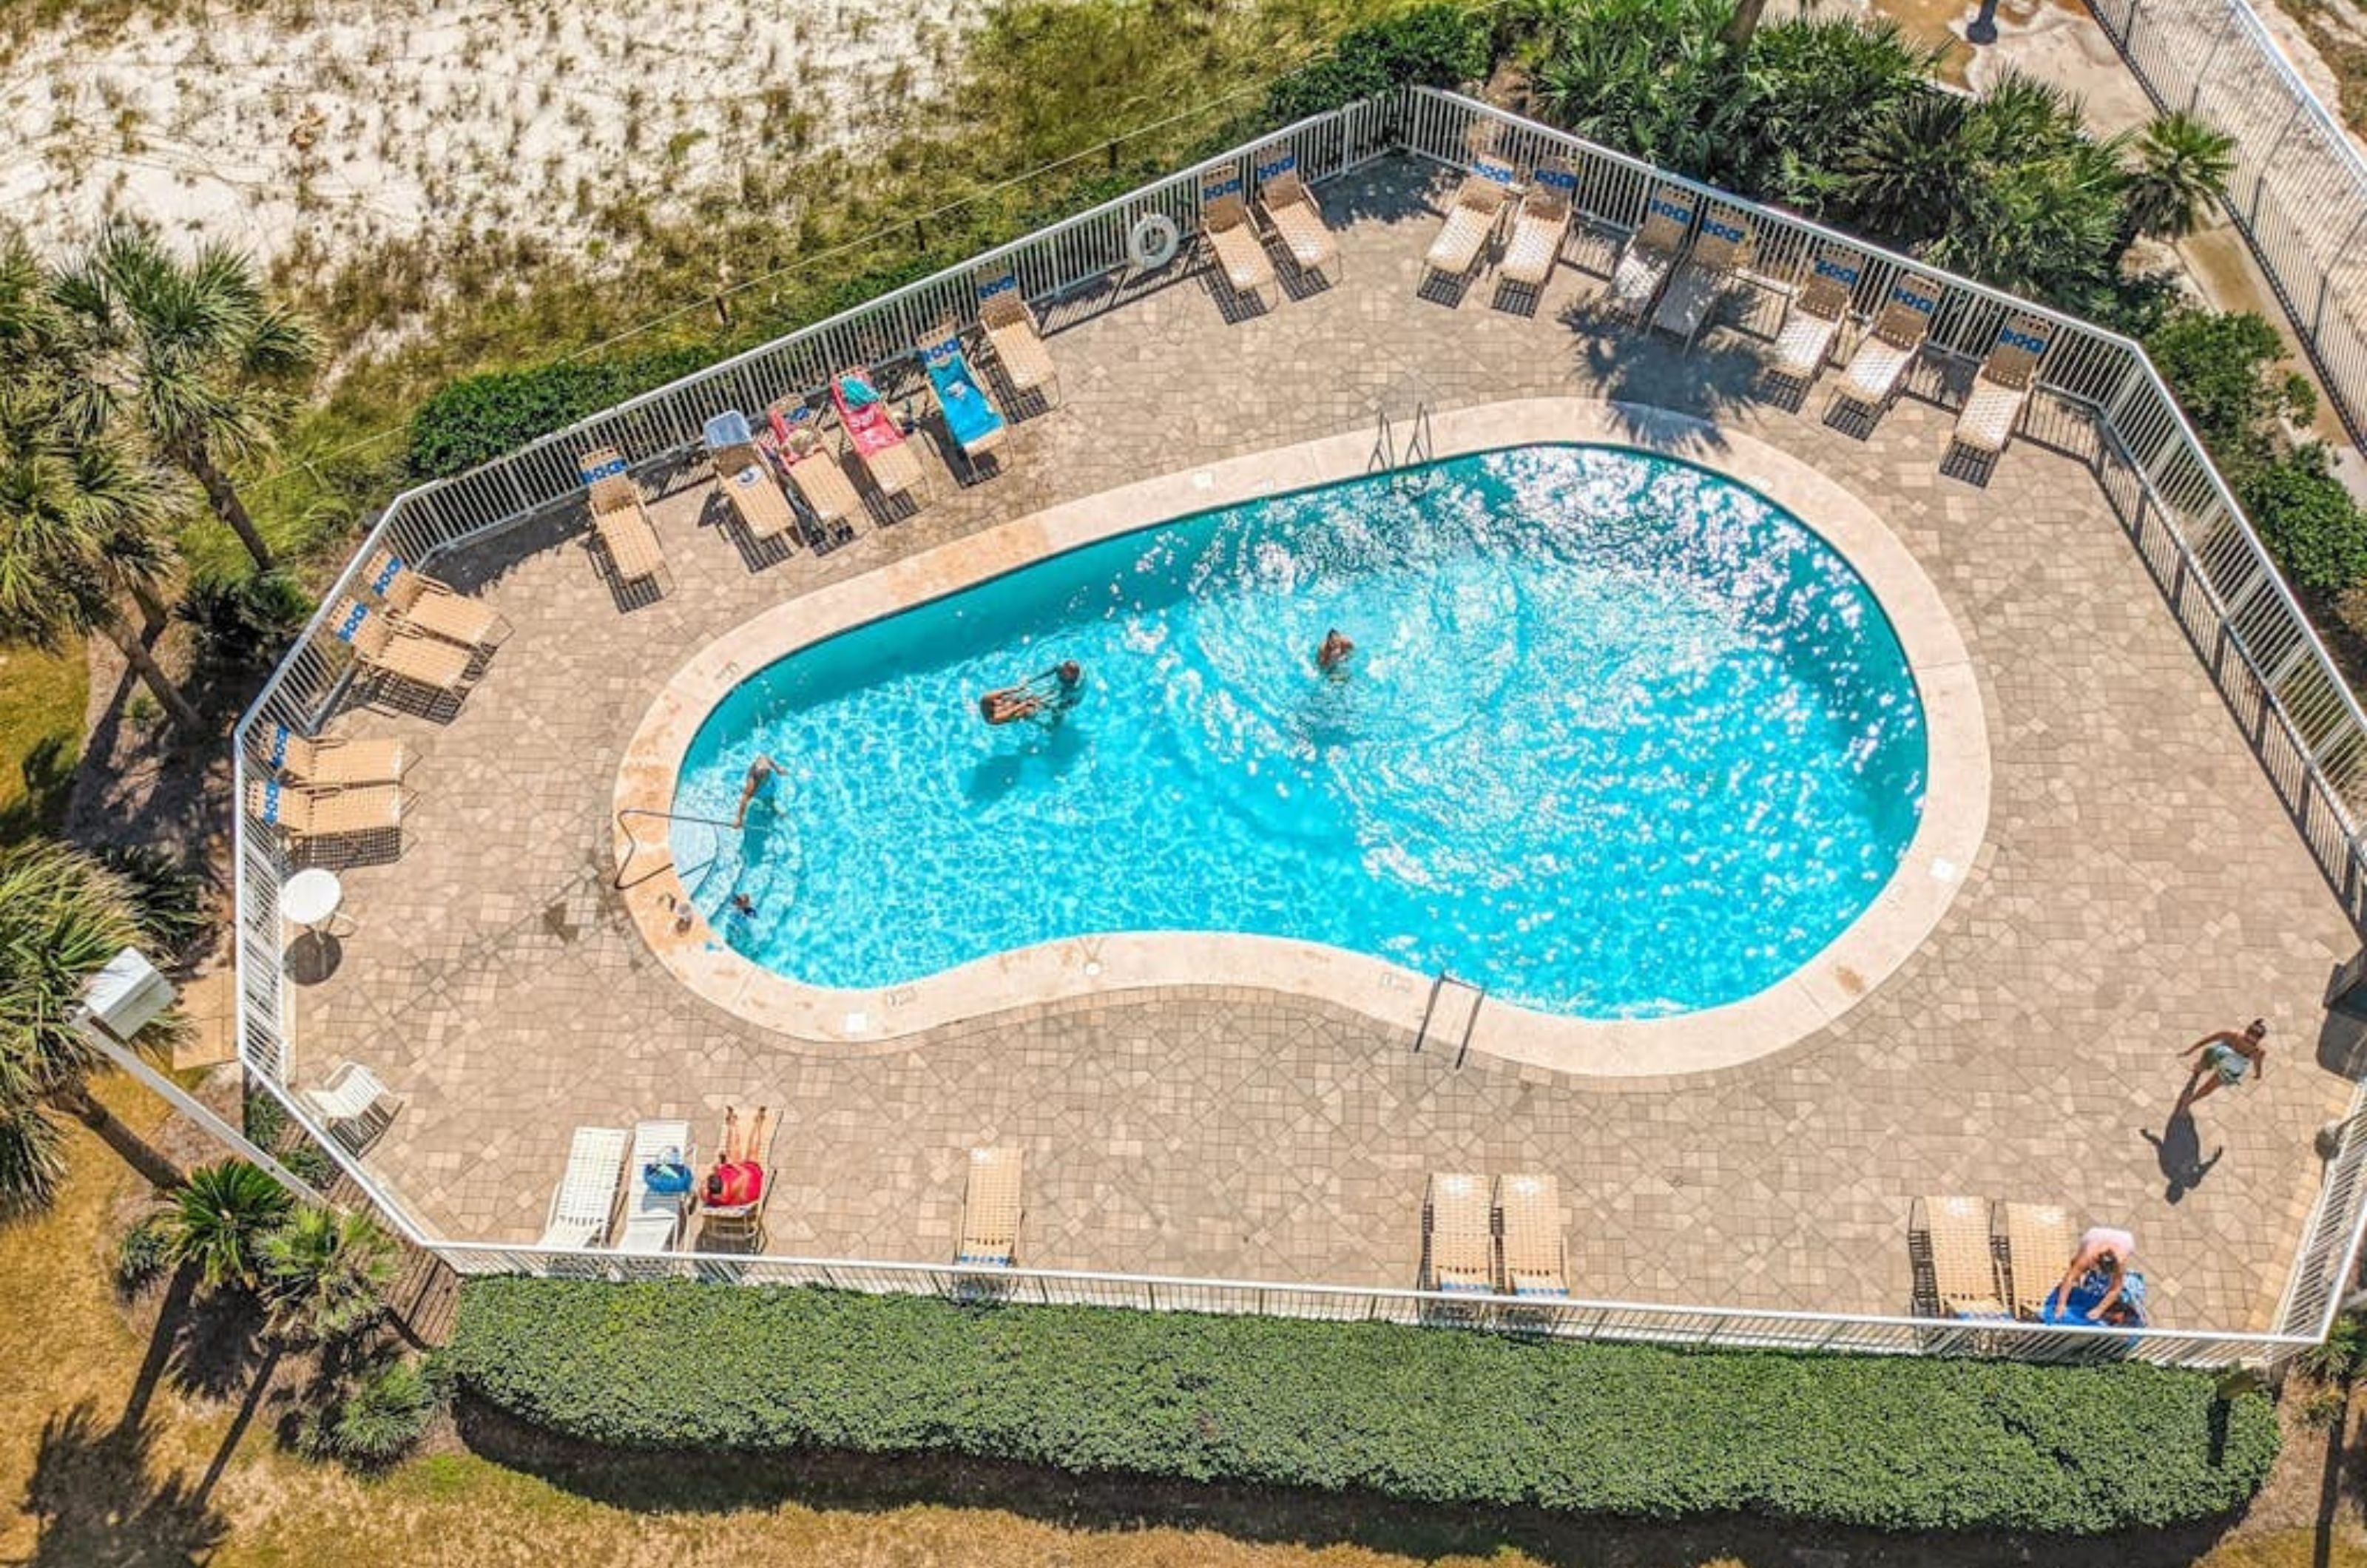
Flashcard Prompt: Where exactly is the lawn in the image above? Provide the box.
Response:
[0,639,85,845]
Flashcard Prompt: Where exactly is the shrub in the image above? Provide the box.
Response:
[2146,309,2313,467]
[1265,4,1493,122]
[296,1357,439,1466]
[166,1160,294,1291]
[95,845,212,959]
[113,1211,175,1297]
[450,1280,2279,1534]
[175,569,314,677]
[2240,445,2367,595]
[403,345,711,480]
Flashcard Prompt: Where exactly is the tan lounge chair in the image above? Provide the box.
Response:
[957,1146,1024,1268]
[698,1108,780,1251]
[1253,146,1337,280]
[712,441,800,541]
[1422,158,1516,289]
[332,599,474,695]
[1766,249,1865,388]
[1498,159,1578,289]
[1913,1195,2008,1319]
[1496,1174,1569,1298]
[1652,203,1754,347]
[246,777,407,851]
[975,271,1061,405]
[1425,1172,1495,1293]
[580,447,669,592]
[1607,184,1698,321]
[265,723,411,788]
[362,551,507,649]
[539,1126,629,1250]
[2000,1201,2079,1320]
[1201,166,1277,308]
[771,435,864,538]
[1832,274,1942,417]
[1952,315,2053,457]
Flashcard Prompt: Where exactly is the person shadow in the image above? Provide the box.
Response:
[2141,1108,2225,1203]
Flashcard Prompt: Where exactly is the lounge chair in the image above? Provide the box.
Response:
[579,447,669,592]
[1651,203,1754,348]
[2000,1201,2079,1320]
[1421,157,1516,291]
[1831,274,1942,419]
[1498,159,1578,290]
[1951,315,2053,458]
[331,599,474,696]
[616,1119,695,1254]
[1606,184,1698,322]
[1766,249,1865,388]
[1912,1195,2009,1319]
[1425,1172,1495,1292]
[702,410,799,544]
[360,551,507,650]
[830,368,926,502]
[1201,166,1277,308]
[300,1061,402,1149]
[247,777,408,852]
[699,1112,781,1251]
[765,403,865,541]
[922,333,1008,470]
[1495,1174,1569,1298]
[538,1126,629,1250]
[265,722,411,789]
[974,271,1061,405]
[957,1146,1024,1268]
[1253,146,1338,281]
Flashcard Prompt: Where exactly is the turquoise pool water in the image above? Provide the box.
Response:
[669,444,1927,1018]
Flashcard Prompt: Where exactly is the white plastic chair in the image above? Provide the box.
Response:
[616,1120,695,1254]
[301,1061,401,1149]
[538,1126,628,1250]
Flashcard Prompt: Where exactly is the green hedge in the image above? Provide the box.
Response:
[1265,4,1493,121]
[450,1280,2276,1534]
[405,346,714,481]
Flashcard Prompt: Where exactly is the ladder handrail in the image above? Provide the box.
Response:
[613,805,742,891]
[1368,407,1397,474]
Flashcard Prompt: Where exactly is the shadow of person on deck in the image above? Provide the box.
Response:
[2141,1108,2224,1203]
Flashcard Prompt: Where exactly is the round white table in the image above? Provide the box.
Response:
[281,868,345,937]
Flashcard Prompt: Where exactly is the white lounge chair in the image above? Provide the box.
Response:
[538,1126,628,1250]
[1605,184,1697,322]
[1422,157,1516,291]
[1951,315,2053,458]
[300,1061,401,1149]
[1831,274,1943,420]
[616,1119,695,1254]
[1497,159,1578,290]
[1766,249,1865,389]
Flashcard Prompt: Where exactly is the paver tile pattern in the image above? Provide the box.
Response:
[291,158,2363,1329]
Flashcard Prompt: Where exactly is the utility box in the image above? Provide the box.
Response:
[76,947,177,1043]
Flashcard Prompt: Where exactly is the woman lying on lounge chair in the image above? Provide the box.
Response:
[706,1106,774,1208]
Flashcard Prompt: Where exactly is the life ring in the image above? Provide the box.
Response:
[1128,212,1181,271]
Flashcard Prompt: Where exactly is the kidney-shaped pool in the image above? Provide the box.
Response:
[669,443,1929,1018]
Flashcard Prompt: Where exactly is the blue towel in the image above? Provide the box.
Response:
[925,342,1006,450]
[840,374,881,410]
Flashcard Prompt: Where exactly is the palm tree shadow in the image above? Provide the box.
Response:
[2141,1108,2224,1203]
[19,1401,229,1567]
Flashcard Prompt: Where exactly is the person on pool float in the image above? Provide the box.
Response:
[2178,1018,2267,1109]
[734,754,782,829]
[2044,1226,2145,1325]
[1316,628,1355,677]
[979,661,1084,726]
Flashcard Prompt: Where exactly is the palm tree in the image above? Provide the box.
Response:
[0,841,183,1216]
[47,220,317,573]
[0,373,201,731]
[1843,91,1972,245]
[166,1160,292,1291]
[261,1204,399,1342]
[2124,111,2236,240]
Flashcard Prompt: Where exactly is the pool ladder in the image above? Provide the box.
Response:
[1414,971,1486,1068]
[612,805,741,891]
[1367,402,1436,488]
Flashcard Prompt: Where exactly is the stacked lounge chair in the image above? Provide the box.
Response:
[362,552,507,651]
[301,1061,402,1150]
[1950,315,2053,459]
[264,723,411,789]
[831,368,927,503]
[1425,1172,1495,1292]
[1606,183,1698,322]
[539,1126,628,1249]
[332,599,475,700]
[765,402,864,541]
[579,448,670,595]
[922,331,1009,474]
[1497,158,1579,292]
[1766,249,1865,391]
[1652,203,1754,348]
[616,1119,695,1254]
[1495,1174,1569,1298]
[1201,165,1277,309]
[703,410,800,544]
[2001,1201,2079,1320]
[957,1146,1024,1268]
[1253,146,1338,282]
[974,271,1061,406]
[1912,1194,2010,1319]
[247,777,408,855]
[1831,274,1942,422]
[1421,155,1516,292]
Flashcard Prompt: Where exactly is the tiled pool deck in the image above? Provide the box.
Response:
[296,158,2363,1328]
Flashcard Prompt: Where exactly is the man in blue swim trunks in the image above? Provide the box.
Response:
[2176,1017,2267,1110]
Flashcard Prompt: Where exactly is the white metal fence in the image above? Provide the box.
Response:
[236,86,2367,1367]
[2087,0,2367,447]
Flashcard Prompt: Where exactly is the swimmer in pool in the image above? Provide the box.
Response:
[729,893,757,919]
[1316,629,1354,677]
[733,754,781,829]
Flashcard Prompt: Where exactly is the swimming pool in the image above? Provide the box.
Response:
[669,443,1928,1018]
